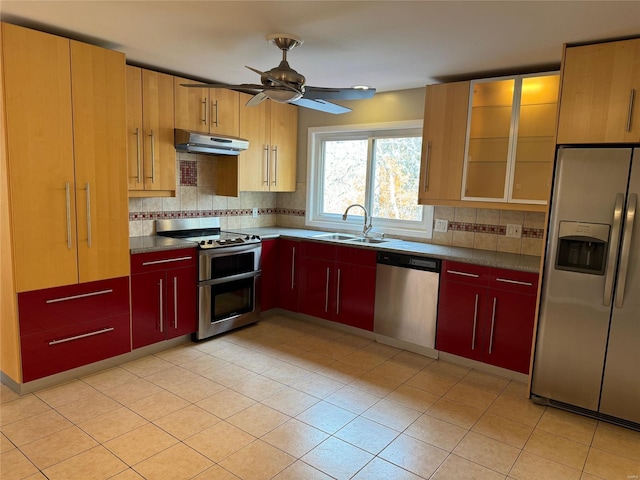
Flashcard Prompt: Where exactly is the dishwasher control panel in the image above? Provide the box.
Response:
[376,252,440,272]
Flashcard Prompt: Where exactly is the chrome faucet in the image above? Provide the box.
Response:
[342,203,373,237]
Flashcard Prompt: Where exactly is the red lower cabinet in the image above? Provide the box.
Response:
[299,241,376,331]
[131,248,197,349]
[436,261,538,374]
[278,239,301,312]
[18,276,131,382]
[260,239,279,312]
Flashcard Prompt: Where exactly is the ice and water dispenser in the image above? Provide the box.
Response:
[555,221,610,275]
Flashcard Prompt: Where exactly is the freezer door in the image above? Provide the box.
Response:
[599,149,640,424]
[532,148,632,411]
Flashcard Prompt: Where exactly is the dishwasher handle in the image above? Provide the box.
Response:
[376,251,440,273]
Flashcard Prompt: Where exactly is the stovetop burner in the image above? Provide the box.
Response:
[155,218,260,249]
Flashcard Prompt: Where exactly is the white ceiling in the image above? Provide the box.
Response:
[1,1,639,93]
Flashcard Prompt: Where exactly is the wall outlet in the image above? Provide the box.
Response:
[434,219,449,233]
[252,207,258,218]
[506,223,522,239]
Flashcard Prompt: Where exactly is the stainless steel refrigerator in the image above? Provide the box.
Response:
[531,147,639,429]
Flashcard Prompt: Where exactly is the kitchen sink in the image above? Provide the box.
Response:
[312,232,358,241]
[345,237,389,244]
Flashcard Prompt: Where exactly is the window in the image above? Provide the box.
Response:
[307,121,434,239]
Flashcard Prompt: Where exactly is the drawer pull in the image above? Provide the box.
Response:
[142,256,193,266]
[471,293,478,351]
[446,270,479,278]
[496,278,533,287]
[49,327,114,346]
[46,289,113,304]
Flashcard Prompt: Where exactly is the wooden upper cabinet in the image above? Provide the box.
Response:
[236,92,297,193]
[70,41,130,284]
[557,38,640,144]
[126,66,176,196]
[2,23,129,292]
[418,81,470,204]
[174,76,240,137]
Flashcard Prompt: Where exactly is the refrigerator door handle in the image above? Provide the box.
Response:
[614,193,637,308]
[603,194,625,307]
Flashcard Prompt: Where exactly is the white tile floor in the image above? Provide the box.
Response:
[1,314,639,480]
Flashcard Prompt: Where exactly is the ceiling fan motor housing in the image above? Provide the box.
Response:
[263,60,306,91]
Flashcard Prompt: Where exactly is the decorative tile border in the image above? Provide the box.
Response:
[446,221,543,239]
[179,160,197,186]
[129,207,301,221]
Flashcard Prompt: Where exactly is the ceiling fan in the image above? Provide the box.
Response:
[182,33,376,114]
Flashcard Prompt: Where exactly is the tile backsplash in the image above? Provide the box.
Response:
[128,153,545,256]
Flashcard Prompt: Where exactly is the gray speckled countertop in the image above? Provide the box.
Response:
[131,227,541,273]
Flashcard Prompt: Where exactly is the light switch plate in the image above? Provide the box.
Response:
[506,224,522,238]
[434,219,449,233]
[252,207,258,218]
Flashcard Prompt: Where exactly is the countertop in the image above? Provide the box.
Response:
[130,227,541,273]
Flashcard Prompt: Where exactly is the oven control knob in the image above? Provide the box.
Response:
[252,235,260,240]
[245,235,250,240]
[199,240,206,246]
[207,239,214,244]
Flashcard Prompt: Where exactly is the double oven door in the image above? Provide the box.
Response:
[197,243,262,340]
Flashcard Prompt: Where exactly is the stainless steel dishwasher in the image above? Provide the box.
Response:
[374,251,440,349]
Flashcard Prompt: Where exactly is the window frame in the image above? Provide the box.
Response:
[306,120,434,239]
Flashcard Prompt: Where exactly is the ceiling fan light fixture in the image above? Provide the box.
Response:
[352,85,372,90]
[263,89,303,103]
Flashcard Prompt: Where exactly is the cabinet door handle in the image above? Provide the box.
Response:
[150,130,156,183]
[422,140,432,191]
[85,183,92,248]
[142,256,193,266]
[471,293,478,350]
[325,267,330,313]
[213,99,219,127]
[496,278,532,287]
[488,297,497,354]
[272,146,278,186]
[159,278,164,333]
[291,247,296,290]
[615,193,636,308]
[49,327,114,346]
[173,276,178,329]
[446,270,479,278]
[627,89,636,132]
[202,98,208,125]
[65,182,72,249]
[263,146,270,185]
[135,127,141,183]
[46,289,113,304]
[336,268,341,315]
[604,194,625,306]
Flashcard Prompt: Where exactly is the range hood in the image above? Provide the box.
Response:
[174,129,249,156]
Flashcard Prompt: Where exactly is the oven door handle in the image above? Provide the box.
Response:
[199,270,261,287]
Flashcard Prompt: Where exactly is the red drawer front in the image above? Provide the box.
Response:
[131,248,198,274]
[18,277,130,336]
[442,260,490,286]
[336,245,377,266]
[490,268,539,295]
[301,241,337,260]
[21,313,131,382]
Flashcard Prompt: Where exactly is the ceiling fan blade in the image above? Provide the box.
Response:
[303,86,376,101]
[289,98,352,115]
[181,82,263,91]
[245,66,302,94]
[245,92,268,107]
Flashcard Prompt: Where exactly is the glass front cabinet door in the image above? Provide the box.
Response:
[461,73,560,205]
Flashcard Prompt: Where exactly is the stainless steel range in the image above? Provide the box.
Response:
[156,218,262,340]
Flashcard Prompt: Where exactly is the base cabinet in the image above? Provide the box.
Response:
[131,249,197,349]
[436,260,538,374]
[277,239,301,312]
[260,239,279,312]
[299,241,376,331]
[18,277,131,382]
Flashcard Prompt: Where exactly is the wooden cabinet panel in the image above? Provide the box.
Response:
[3,23,129,292]
[269,101,298,192]
[277,239,300,312]
[212,88,240,137]
[126,66,144,191]
[436,260,538,374]
[418,81,470,204]
[260,239,279,312]
[131,249,198,348]
[70,40,130,284]
[557,38,640,144]
[2,23,78,292]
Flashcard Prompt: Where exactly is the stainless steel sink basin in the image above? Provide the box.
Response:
[312,233,358,241]
[345,237,389,244]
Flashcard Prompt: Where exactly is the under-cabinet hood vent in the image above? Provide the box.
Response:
[174,129,249,156]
